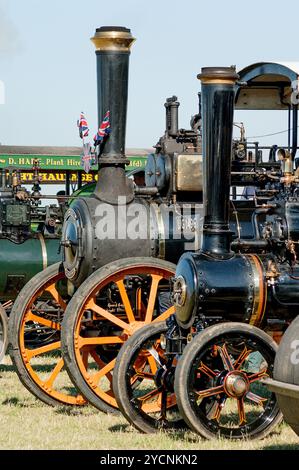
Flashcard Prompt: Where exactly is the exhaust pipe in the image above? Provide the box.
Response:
[198,67,239,256]
[91,26,136,204]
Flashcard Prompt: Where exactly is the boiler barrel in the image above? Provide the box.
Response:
[0,237,60,301]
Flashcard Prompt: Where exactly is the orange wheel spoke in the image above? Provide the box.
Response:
[44,358,64,388]
[145,275,163,324]
[133,371,155,380]
[45,284,67,310]
[89,351,113,384]
[217,343,234,371]
[234,346,252,370]
[78,336,124,349]
[147,355,158,375]
[196,384,224,399]
[86,300,130,332]
[82,351,89,369]
[247,368,268,383]
[26,340,61,360]
[153,305,175,323]
[198,361,218,379]
[246,391,267,407]
[139,387,162,403]
[237,397,247,425]
[116,280,136,324]
[90,358,116,385]
[26,311,61,331]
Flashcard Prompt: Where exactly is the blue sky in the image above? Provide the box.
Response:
[0,0,298,148]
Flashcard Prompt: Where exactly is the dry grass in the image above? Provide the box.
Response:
[0,355,298,450]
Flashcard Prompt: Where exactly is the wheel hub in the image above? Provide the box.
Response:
[224,371,249,398]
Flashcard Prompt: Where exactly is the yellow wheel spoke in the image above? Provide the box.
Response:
[44,357,64,388]
[116,280,136,323]
[45,284,67,310]
[86,300,130,332]
[145,275,163,323]
[234,346,253,370]
[248,368,268,383]
[26,341,61,360]
[26,311,61,331]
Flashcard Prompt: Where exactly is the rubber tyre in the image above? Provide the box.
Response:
[174,322,283,440]
[0,306,8,363]
[274,315,299,437]
[62,257,176,414]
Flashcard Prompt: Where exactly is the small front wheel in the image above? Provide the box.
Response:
[113,322,185,433]
[174,322,282,440]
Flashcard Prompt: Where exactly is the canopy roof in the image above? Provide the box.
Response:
[236,62,299,110]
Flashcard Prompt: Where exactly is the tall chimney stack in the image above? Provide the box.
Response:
[198,67,239,256]
[91,26,135,204]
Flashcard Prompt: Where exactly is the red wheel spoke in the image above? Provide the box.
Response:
[26,311,61,331]
[217,343,234,371]
[45,284,67,310]
[196,384,225,399]
[86,300,130,332]
[153,305,175,323]
[234,346,252,370]
[198,361,218,379]
[247,368,268,383]
[26,340,61,360]
[116,280,136,324]
[207,398,226,422]
[145,275,163,324]
[237,397,247,425]
[44,357,64,388]
[246,391,267,407]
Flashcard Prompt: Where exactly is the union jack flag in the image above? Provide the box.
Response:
[94,111,111,146]
[77,112,89,139]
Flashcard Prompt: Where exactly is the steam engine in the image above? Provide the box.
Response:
[0,168,61,302]
[173,67,299,337]
[61,27,203,286]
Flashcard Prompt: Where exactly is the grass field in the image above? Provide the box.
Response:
[0,354,299,450]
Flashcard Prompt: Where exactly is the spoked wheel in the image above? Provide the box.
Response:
[0,306,8,363]
[174,322,282,440]
[9,263,86,406]
[61,258,176,414]
[271,315,299,437]
[113,321,185,433]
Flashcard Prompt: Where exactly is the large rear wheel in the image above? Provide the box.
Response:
[61,257,176,414]
[9,263,86,406]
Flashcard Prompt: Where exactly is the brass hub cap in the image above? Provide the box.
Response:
[224,371,249,398]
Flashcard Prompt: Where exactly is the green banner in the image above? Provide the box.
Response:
[0,154,147,171]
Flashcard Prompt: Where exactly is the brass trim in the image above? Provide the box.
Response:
[37,233,48,270]
[200,78,237,85]
[247,254,267,326]
[91,30,136,52]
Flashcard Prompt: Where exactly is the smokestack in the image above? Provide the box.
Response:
[91,26,136,204]
[198,67,239,256]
